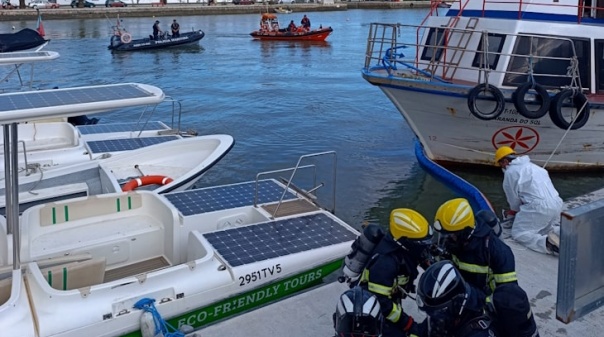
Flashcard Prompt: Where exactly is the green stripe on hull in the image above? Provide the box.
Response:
[121,259,343,337]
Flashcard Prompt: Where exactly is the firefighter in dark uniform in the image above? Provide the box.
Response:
[416,260,498,337]
[358,208,433,337]
[433,198,539,337]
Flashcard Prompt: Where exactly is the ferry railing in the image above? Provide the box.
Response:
[364,22,582,92]
[254,151,337,218]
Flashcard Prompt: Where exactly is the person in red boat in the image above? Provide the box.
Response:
[287,20,296,32]
[301,14,311,30]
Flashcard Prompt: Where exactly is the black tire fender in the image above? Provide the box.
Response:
[512,82,551,119]
[548,89,590,130]
[467,84,505,120]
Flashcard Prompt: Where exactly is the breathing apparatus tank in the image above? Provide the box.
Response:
[340,224,385,283]
[475,209,502,237]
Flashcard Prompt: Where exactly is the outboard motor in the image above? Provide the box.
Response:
[339,224,384,283]
[475,209,502,237]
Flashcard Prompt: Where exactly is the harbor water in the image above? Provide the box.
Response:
[0,8,601,229]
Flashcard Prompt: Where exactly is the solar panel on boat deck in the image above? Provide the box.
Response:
[204,213,357,267]
[0,84,153,112]
[78,122,170,135]
[0,51,49,60]
[86,136,178,153]
[164,180,297,216]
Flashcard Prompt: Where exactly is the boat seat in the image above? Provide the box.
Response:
[39,257,106,291]
[0,123,79,154]
[0,183,89,215]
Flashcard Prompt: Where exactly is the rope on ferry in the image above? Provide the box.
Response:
[543,56,589,168]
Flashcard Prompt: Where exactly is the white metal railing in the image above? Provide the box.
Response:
[364,22,582,91]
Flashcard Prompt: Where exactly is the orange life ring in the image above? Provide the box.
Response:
[121,175,174,192]
[120,33,132,44]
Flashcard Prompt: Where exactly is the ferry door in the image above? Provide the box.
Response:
[596,40,604,93]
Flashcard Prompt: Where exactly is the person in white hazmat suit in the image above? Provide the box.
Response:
[495,146,562,255]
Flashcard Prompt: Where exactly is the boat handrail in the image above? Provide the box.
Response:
[365,22,582,92]
[254,151,337,218]
[133,96,189,138]
[423,0,604,25]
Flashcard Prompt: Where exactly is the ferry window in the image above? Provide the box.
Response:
[421,28,445,61]
[503,36,590,89]
[472,33,505,69]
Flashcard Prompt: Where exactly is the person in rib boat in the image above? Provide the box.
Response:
[495,146,562,255]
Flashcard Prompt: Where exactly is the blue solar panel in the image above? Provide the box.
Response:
[78,122,169,135]
[164,180,298,216]
[0,51,49,60]
[86,136,179,153]
[0,84,152,112]
[204,213,357,267]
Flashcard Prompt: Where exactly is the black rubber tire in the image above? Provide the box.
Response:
[548,89,590,130]
[512,82,551,119]
[467,84,505,120]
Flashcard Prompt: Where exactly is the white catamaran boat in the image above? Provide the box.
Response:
[363,0,604,170]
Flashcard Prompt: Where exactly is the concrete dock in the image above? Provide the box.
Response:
[195,238,604,336]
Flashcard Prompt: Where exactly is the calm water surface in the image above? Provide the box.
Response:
[1,9,600,228]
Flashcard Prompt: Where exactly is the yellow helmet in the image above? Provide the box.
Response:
[494,146,516,164]
[390,208,431,240]
[433,198,475,233]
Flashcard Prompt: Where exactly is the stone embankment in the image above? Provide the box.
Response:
[0,1,431,20]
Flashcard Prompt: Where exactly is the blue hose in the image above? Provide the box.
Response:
[414,140,493,213]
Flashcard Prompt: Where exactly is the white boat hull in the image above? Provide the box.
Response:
[0,135,235,213]
[377,83,604,170]
[3,175,356,336]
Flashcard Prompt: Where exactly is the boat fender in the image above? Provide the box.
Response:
[548,89,590,130]
[122,175,174,192]
[120,33,132,44]
[140,311,164,337]
[512,82,551,119]
[467,83,505,120]
[134,298,183,337]
[340,224,385,283]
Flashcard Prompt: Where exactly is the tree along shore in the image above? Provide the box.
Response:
[0,1,431,21]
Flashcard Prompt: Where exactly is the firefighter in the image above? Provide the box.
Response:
[358,208,433,337]
[433,198,539,337]
[416,260,498,337]
[333,286,383,337]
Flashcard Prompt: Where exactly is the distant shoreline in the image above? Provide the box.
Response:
[0,1,431,21]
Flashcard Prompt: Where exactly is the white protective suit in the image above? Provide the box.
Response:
[503,155,563,254]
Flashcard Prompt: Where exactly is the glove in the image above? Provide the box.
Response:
[503,209,517,217]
